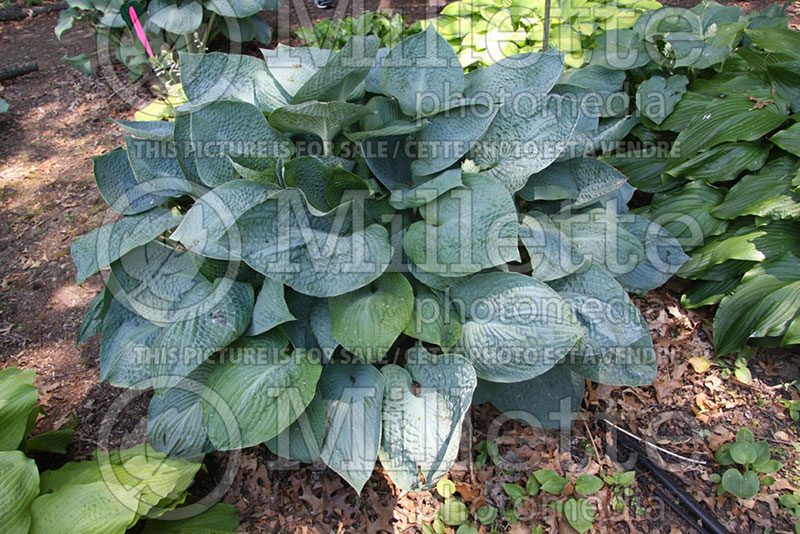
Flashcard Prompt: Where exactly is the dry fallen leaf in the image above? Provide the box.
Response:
[688,356,711,374]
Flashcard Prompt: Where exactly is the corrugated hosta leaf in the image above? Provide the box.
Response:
[247,276,295,336]
[379,346,476,491]
[362,134,416,189]
[463,50,564,100]
[557,115,638,161]
[125,136,206,198]
[472,95,580,193]
[380,25,466,117]
[519,157,628,209]
[714,254,800,355]
[403,284,462,349]
[114,119,174,141]
[293,35,379,103]
[663,142,770,183]
[0,451,39,534]
[389,169,464,210]
[712,157,800,220]
[450,272,584,382]
[71,208,181,284]
[237,189,393,297]
[0,367,37,452]
[635,74,689,125]
[519,212,586,282]
[590,29,650,70]
[403,173,520,277]
[99,296,158,389]
[268,101,372,151]
[141,503,239,534]
[263,45,333,97]
[266,390,327,463]
[204,0,277,18]
[189,100,294,187]
[319,363,385,492]
[148,0,203,34]
[77,288,111,345]
[93,149,171,215]
[472,365,584,428]
[203,331,321,450]
[329,271,414,362]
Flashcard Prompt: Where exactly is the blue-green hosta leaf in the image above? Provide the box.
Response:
[559,64,626,94]
[279,290,322,351]
[407,260,473,291]
[99,296,158,389]
[472,95,580,193]
[141,503,239,534]
[0,367,37,451]
[125,136,206,198]
[180,52,288,111]
[463,50,564,100]
[147,362,214,459]
[265,390,327,463]
[204,0,277,18]
[411,103,499,176]
[590,29,650,70]
[379,346,477,491]
[403,285,462,349]
[769,121,800,157]
[319,363,385,492]
[203,331,321,450]
[557,115,638,161]
[268,101,372,150]
[238,189,393,297]
[93,149,171,215]
[365,47,389,94]
[148,0,203,33]
[29,481,140,534]
[71,208,181,284]
[54,7,78,40]
[189,101,294,187]
[380,25,466,117]
[519,212,586,282]
[714,254,800,355]
[712,158,800,220]
[77,288,111,344]
[403,173,520,277]
[636,74,689,125]
[263,45,333,97]
[663,142,770,183]
[450,272,584,382]
[173,113,203,186]
[329,271,414,361]
[519,157,628,209]
[171,180,280,260]
[308,300,338,363]
[637,181,728,247]
[247,276,295,336]
[114,119,174,141]
[0,451,39,534]
[615,214,689,294]
[472,365,584,429]
[362,134,415,189]
[344,119,428,142]
[389,168,464,210]
[251,14,272,46]
[293,35,380,103]
[218,14,257,43]
[601,149,672,194]
[552,208,646,279]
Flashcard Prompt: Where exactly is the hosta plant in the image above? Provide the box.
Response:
[593,2,800,355]
[295,11,422,50]
[72,27,686,493]
[56,0,277,78]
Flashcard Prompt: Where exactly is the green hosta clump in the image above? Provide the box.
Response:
[593,1,800,355]
[295,11,422,51]
[423,0,661,68]
[73,26,686,493]
[56,0,277,78]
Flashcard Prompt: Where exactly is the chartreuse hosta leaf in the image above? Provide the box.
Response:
[380,25,466,117]
[329,271,414,361]
[319,363,385,492]
[404,284,462,349]
[202,331,322,450]
[379,346,477,491]
[472,365,584,428]
[403,173,520,277]
[450,272,584,382]
[0,367,38,451]
[0,451,38,534]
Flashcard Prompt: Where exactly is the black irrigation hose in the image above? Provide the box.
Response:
[615,430,731,534]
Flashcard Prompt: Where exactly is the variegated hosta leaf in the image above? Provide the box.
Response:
[329,271,414,361]
[519,212,586,282]
[0,367,38,451]
[450,272,584,382]
[202,331,322,450]
[319,363,385,492]
[403,173,520,277]
[379,346,477,491]
[404,284,462,349]
[237,188,393,297]
[472,365,584,429]
[0,451,39,534]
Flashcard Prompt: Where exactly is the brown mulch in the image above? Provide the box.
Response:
[1,1,799,533]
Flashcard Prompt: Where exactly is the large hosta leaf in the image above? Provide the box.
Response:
[519,212,585,282]
[472,95,580,193]
[635,74,689,125]
[389,168,464,210]
[293,35,379,103]
[30,481,140,534]
[319,363,385,492]
[329,271,414,361]
[93,149,171,215]
[403,173,519,277]
[463,50,564,100]
[472,365,584,429]
[663,142,769,183]
[715,254,800,355]
[71,208,181,284]
[204,0,277,18]
[237,189,393,297]
[263,45,333,97]
[450,272,584,382]
[99,296,158,389]
[247,276,295,336]
[203,331,322,450]
[125,136,205,198]
[0,451,39,534]
[403,284,462,349]
[148,0,203,34]
[379,346,476,491]
[519,157,628,209]
[380,25,466,117]
[141,503,239,534]
[0,367,37,451]
[712,158,800,220]
[266,391,327,463]
[268,101,372,151]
